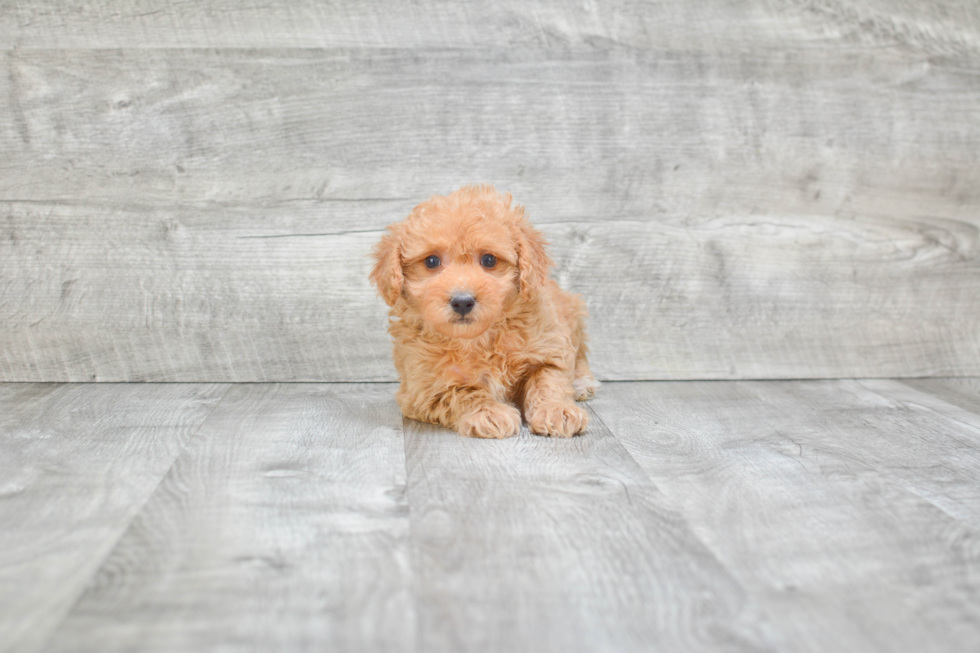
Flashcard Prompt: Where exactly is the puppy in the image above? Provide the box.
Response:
[370,185,598,439]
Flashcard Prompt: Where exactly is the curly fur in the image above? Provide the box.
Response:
[370,185,598,438]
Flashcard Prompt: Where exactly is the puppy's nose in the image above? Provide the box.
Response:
[450,293,476,317]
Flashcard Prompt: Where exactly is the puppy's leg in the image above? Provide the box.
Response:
[522,366,589,438]
[398,384,521,439]
[572,356,600,401]
[571,322,599,401]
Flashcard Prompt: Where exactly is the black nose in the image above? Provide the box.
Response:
[450,293,476,316]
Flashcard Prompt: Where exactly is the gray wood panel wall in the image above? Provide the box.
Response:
[2,1,978,382]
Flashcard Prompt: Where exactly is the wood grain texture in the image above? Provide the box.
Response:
[903,377,980,415]
[3,47,978,208]
[1,1,979,382]
[0,202,396,382]
[0,382,227,653]
[751,379,980,527]
[3,379,980,651]
[1,0,977,54]
[42,384,414,653]
[3,202,978,381]
[592,380,980,652]
[403,417,775,652]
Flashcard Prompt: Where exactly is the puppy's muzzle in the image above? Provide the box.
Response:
[450,293,476,317]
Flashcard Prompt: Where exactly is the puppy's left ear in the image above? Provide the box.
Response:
[513,218,553,300]
[370,226,404,306]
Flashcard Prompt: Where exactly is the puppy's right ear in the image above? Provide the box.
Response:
[514,219,553,301]
[370,227,404,306]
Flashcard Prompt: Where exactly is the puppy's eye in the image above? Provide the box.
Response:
[481,254,497,268]
[424,255,441,269]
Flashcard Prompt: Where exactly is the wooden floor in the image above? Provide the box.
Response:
[1,380,979,652]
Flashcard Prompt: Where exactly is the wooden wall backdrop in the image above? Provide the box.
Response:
[1,0,978,382]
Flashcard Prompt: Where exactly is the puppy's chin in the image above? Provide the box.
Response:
[430,316,492,340]
[430,320,490,340]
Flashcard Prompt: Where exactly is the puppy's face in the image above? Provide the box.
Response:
[402,222,518,339]
[371,186,552,339]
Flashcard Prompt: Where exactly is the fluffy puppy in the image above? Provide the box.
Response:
[370,185,598,438]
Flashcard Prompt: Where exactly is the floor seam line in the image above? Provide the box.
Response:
[31,382,234,649]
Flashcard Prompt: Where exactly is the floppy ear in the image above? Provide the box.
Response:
[370,227,404,306]
[513,219,553,300]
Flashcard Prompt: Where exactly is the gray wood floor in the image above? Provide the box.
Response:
[3,380,979,653]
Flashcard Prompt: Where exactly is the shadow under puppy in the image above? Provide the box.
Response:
[371,185,598,438]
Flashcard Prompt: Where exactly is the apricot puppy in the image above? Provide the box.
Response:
[370,185,598,438]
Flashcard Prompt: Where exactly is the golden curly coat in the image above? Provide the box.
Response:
[370,185,597,438]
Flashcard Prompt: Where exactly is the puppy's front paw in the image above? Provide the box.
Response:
[526,401,589,438]
[457,403,522,439]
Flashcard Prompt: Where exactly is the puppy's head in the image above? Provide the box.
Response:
[370,185,552,339]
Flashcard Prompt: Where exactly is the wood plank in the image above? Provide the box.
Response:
[750,379,980,526]
[3,201,978,381]
[3,48,978,212]
[1,0,977,53]
[870,379,980,433]
[42,383,414,653]
[0,382,228,653]
[561,213,980,380]
[592,380,980,652]
[902,378,980,416]
[404,416,777,652]
[0,202,395,382]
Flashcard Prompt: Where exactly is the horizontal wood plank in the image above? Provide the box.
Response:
[0,382,228,653]
[1,0,977,54]
[2,48,978,210]
[592,380,980,652]
[0,202,395,382]
[43,383,414,653]
[2,203,978,381]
